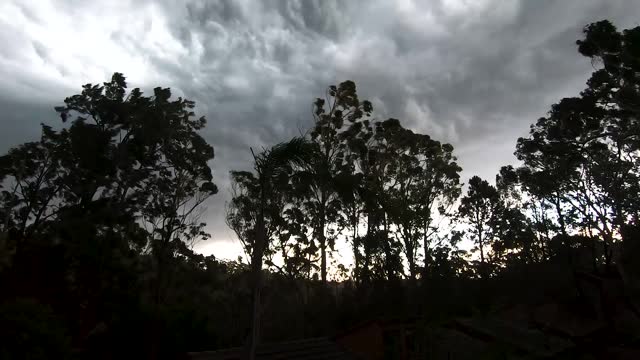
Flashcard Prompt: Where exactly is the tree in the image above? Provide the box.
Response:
[341,116,379,282]
[458,176,502,277]
[515,20,640,266]
[0,73,218,357]
[333,170,365,282]
[226,137,312,360]
[361,119,406,280]
[298,81,372,283]
[341,118,404,281]
[494,166,542,265]
[409,132,461,279]
[366,119,461,280]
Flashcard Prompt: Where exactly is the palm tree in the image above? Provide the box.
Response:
[227,137,312,360]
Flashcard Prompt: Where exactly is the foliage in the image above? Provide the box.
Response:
[0,299,72,360]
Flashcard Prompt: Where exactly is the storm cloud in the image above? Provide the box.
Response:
[1,0,639,259]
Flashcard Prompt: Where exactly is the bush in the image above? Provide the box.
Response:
[0,298,72,359]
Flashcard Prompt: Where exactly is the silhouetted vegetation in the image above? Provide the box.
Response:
[1,20,640,359]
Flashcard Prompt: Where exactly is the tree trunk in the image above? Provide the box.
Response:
[407,241,416,281]
[422,219,430,280]
[478,224,486,279]
[554,197,568,236]
[362,212,374,284]
[319,194,327,283]
[247,191,266,360]
[352,215,360,283]
[554,197,572,266]
[150,232,172,360]
[247,279,261,360]
[382,212,394,279]
[247,234,264,360]
[319,218,327,283]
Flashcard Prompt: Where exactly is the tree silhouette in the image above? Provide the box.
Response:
[227,137,312,360]
[459,176,502,278]
[1,73,218,358]
[296,81,372,283]
[515,20,640,266]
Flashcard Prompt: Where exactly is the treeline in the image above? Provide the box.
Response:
[1,20,639,359]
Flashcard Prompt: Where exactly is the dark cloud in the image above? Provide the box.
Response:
[0,99,55,151]
[1,0,639,258]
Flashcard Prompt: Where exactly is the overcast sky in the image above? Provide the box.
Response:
[1,0,639,262]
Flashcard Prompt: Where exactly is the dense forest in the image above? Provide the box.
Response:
[1,20,640,359]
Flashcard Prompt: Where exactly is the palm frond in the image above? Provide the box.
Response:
[258,137,314,174]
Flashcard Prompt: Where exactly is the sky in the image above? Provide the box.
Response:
[1,0,639,264]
